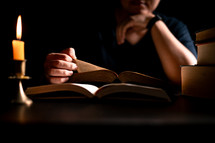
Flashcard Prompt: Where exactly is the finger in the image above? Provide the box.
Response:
[119,22,126,45]
[117,19,134,45]
[121,22,134,43]
[116,19,127,45]
[61,48,77,60]
[116,25,120,45]
[50,60,78,71]
[48,77,70,84]
[46,53,73,62]
[116,24,125,45]
[48,68,74,77]
[116,26,125,45]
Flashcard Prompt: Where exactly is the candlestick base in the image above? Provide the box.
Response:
[9,76,32,106]
[9,60,32,106]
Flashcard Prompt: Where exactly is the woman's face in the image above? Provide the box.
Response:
[120,0,160,14]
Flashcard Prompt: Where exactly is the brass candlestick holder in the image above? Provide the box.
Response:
[8,60,32,106]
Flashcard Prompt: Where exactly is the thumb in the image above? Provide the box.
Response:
[61,48,77,60]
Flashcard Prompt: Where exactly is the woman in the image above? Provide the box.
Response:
[44,0,197,85]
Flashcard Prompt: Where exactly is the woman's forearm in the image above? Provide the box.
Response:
[151,20,197,84]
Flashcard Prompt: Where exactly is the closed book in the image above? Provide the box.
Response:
[181,65,215,98]
[197,41,215,65]
[195,26,215,44]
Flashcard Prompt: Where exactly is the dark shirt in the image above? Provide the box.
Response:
[73,13,197,81]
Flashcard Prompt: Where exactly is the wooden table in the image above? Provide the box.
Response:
[0,95,215,137]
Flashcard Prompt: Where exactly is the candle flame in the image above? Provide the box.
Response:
[16,15,22,40]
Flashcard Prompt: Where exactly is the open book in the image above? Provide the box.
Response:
[25,83,171,102]
[26,60,173,102]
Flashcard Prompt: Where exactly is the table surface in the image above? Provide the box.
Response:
[1,95,215,128]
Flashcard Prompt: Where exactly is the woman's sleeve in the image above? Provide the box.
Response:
[163,17,198,58]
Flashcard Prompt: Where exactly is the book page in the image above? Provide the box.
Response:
[118,71,168,88]
[69,70,118,83]
[70,59,118,83]
[75,59,107,73]
[95,83,171,102]
[25,83,99,98]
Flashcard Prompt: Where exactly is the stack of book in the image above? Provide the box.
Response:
[181,26,215,98]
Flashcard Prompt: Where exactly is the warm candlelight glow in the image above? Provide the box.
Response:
[16,15,22,40]
[12,15,25,60]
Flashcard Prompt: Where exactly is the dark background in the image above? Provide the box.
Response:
[5,0,215,38]
[3,0,215,53]
[4,0,215,44]
[2,0,215,87]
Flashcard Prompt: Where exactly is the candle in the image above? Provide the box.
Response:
[12,15,25,60]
